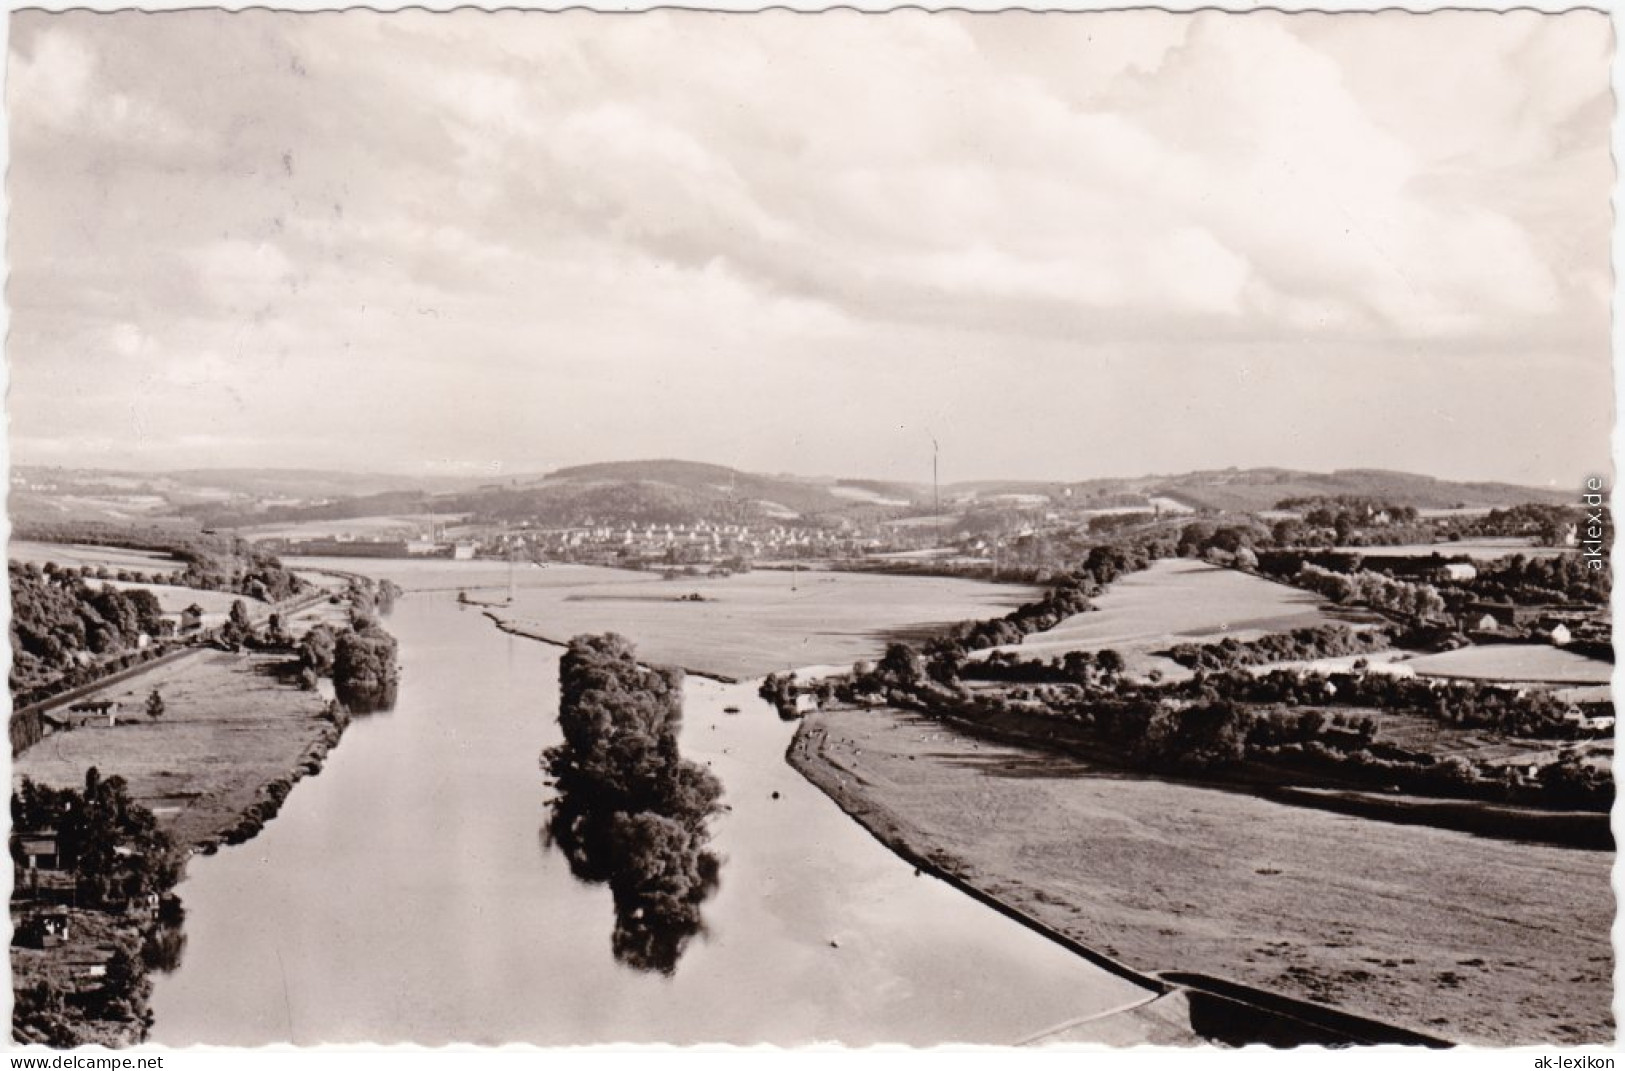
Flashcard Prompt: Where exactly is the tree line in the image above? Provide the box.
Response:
[9,564,170,699]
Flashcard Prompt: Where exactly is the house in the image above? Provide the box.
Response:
[1465,602,1546,630]
[69,700,121,727]
[179,605,205,633]
[1537,621,1573,647]
[16,909,71,949]
[15,831,60,872]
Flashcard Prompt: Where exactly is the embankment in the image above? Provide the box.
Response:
[788,706,1613,1046]
[481,611,742,683]
[11,650,362,1047]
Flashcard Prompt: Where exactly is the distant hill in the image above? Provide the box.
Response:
[10,460,1571,531]
[948,468,1571,513]
[451,459,862,524]
[13,465,492,500]
[161,467,492,498]
[1128,468,1573,512]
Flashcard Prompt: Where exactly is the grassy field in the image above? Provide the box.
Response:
[239,514,466,541]
[500,569,1040,679]
[1344,708,1613,772]
[1403,645,1612,685]
[12,649,335,851]
[993,559,1364,679]
[1366,540,1565,560]
[91,580,251,632]
[9,541,180,573]
[10,494,174,523]
[290,556,1039,680]
[792,707,1612,1045]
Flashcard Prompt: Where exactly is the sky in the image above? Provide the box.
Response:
[6,10,1615,489]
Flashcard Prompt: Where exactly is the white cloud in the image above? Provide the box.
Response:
[5,10,1611,485]
[9,28,94,129]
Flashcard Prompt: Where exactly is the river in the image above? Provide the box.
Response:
[148,572,1148,1045]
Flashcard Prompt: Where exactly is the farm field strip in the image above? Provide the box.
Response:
[1360,540,1565,559]
[987,559,1358,664]
[1402,645,1612,685]
[93,580,253,619]
[9,541,181,572]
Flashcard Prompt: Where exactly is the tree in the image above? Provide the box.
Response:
[145,689,165,720]
[228,599,252,633]
[877,643,925,687]
[333,625,400,713]
[1139,700,1252,772]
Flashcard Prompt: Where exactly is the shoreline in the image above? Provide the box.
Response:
[479,610,743,683]
[786,706,1612,1046]
[785,717,1164,992]
[11,649,362,1047]
[787,716,1457,1048]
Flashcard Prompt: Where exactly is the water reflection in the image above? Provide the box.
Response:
[334,679,398,714]
[544,795,722,975]
[142,895,188,975]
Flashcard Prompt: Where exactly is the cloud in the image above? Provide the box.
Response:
[8,27,94,129]
[5,10,1612,486]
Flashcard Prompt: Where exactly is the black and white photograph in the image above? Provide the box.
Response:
[3,4,1615,1054]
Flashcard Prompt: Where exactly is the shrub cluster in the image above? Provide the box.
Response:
[1164,623,1392,672]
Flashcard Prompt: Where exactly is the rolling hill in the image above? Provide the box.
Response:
[10,460,1573,531]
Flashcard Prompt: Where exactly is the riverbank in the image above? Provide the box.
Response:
[11,649,355,1046]
[789,706,1613,1046]
[481,612,742,683]
[151,587,1163,1046]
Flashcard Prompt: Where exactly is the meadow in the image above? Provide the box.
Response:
[1366,539,1565,560]
[93,579,250,630]
[497,568,1041,680]
[9,540,180,573]
[12,649,334,850]
[794,706,1612,1046]
[1402,644,1612,685]
[990,559,1366,678]
[288,556,1040,680]
[239,514,468,542]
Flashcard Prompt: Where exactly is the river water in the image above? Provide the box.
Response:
[148,575,1147,1045]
